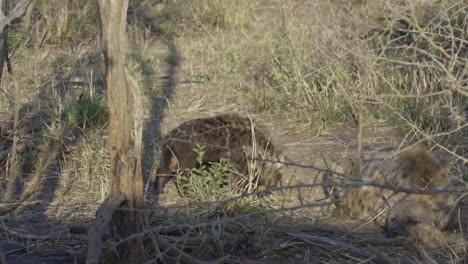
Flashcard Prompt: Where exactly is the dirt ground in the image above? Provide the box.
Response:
[4,110,468,263]
[3,39,467,264]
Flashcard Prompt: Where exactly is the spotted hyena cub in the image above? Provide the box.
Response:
[323,146,456,244]
[155,114,286,195]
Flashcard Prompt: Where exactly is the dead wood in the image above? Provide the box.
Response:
[2,224,88,240]
[287,232,421,264]
[86,192,126,264]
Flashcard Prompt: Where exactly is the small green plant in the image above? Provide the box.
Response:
[176,144,231,201]
[67,92,108,129]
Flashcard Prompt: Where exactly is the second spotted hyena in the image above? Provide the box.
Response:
[155,114,286,195]
[323,146,456,243]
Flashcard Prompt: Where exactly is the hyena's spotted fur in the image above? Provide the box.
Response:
[323,146,456,244]
[155,114,286,195]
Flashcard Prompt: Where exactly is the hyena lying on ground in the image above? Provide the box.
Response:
[323,145,457,244]
[155,114,286,195]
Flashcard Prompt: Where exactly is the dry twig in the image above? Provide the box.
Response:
[288,232,420,264]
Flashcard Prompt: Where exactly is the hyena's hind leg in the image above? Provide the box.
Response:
[155,167,173,195]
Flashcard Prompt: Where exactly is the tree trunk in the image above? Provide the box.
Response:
[97,0,144,263]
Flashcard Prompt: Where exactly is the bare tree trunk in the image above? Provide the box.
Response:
[97,0,144,263]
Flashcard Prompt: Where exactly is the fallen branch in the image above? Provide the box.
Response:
[86,192,126,264]
[2,224,88,240]
[287,232,421,264]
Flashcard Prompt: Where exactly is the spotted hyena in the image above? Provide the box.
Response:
[323,146,456,243]
[155,114,286,195]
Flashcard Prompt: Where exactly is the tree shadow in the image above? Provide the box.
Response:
[1,5,181,259]
[0,50,107,263]
[142,39,179,199]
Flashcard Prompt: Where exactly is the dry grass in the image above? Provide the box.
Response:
[0,0,466,263]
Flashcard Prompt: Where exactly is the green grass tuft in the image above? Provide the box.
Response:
[66,92,108,129]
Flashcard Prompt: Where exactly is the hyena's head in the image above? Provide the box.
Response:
[384,200,435,239]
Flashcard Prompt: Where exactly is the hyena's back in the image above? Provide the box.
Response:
[156,114,285,194]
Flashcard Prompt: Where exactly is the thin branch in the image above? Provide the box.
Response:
[0,0,33,33]
[288,232,420,264]
[1,225,88,240]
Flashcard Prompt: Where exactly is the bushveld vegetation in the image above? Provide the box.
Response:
[0,0,466,263]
